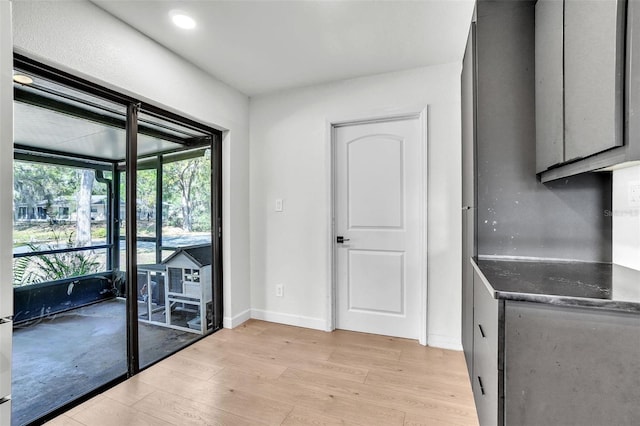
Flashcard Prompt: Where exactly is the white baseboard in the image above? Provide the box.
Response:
[223,308,251,329]
[250,309,327,331]
[428,334,463,351]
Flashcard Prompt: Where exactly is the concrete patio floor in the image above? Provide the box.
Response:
[11,298,199,426]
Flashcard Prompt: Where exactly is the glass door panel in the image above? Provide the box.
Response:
[136,113,215,368]
[11,68,127,425]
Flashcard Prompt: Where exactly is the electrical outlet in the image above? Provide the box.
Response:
[275,199,283,212]
[276,284,284,297]
[630,181,640,207]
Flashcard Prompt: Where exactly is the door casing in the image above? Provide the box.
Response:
[327,108,429,345]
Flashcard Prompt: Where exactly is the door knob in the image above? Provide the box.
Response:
[336,236,350,244]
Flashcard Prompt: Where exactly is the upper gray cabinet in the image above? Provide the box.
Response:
[535,0,564,172]
[626,0,640,163]
[564,0,625,162]
[536,0,626,177]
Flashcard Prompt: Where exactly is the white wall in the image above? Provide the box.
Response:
[612,165,640,270]
[250,64,463,349]
[10,0,251,327]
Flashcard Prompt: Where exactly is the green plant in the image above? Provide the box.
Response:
[12,256,31,286]
[13,229,100,286]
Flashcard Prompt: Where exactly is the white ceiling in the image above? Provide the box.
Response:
[93,0,475,97]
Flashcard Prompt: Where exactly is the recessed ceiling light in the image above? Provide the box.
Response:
[13,74,33,85]
[169,10,196,30]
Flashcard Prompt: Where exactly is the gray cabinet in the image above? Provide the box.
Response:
[504,301,640,426]
[472,267,502,426]
[536,0,626,176]
[462,21,476,210]
[462,218,475,375]
[468,261,640,426]
[535,0,564,172]
[564,0,625,162]
[461,20,477,377]
[624,0,640,163]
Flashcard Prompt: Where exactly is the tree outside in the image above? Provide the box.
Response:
[163,155,211,233]
[13,153,212,285]
[13,162,107,286]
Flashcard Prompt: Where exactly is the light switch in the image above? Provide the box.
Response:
[275,199,283,212]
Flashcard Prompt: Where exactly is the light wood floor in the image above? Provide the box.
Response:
[46,320,478,426]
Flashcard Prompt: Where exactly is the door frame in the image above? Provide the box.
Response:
[326,107,429,345]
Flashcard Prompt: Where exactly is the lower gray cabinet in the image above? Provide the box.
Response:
[468,261,640,425]
[504,301,640,426]
[472,268,502,426]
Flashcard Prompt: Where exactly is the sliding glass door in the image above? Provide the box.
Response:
[11,55,222,425]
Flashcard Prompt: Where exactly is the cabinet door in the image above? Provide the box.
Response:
[564,0,625,162]
[626,0,640,160]
[462,213,474,375]
[462,23,476,208]
[473,269,499,426]
[461,23,476,376]
[535,0,564,172]
[504,301,640,425]
[0,321,10,398]
[0,401,10,426]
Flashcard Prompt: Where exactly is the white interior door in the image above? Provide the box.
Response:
[334,116,423,339]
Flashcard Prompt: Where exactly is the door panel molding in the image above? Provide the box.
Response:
[348,249,405,315]
[347,134,405,229]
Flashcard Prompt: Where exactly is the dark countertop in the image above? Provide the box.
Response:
[472,257,640,313]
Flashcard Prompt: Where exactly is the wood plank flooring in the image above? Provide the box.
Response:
[46,320,479,426]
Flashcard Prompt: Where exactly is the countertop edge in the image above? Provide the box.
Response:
[495,290,640,314]
[470,257,497,298]
[470,257,640,314]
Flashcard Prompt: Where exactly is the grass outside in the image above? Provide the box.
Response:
[13,222,109,248]
[13,220,190,247]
